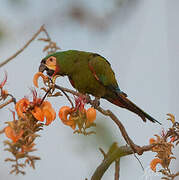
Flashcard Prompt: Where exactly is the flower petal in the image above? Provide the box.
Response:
[86,107,96,123]
[32,106,44,122]
[5,126,23,143]
[15,98,30,119]
[42,101,53,109]
[33,72,48,88]
[43,107,56,125]
[150,158,163,172]
[58,106,72,124]
[149,138,156,145]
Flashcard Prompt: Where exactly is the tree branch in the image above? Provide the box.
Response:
[0,25,47,68]
[91,143,132,180]
[115,159,120,180]
[0,98,15,109]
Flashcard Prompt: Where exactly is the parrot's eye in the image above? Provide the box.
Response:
[46,56,56,65]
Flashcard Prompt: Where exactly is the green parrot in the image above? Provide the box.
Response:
[39,50,161,124]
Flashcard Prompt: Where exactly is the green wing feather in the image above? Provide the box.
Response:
[88,53,118,89]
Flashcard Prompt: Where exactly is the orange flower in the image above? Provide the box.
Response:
[31,106,44,122]
[31,101,56,125]
[15,89,56,125]
[149,138,156,145]
[58,105,97,132]
[86,107,96,123]
[5,126,24,143]
[41,101,56,125]
[15,98,30,119]
[170,136,176,143]
[149,132,175,172]
[33,72,49,88]
[150,158,163,172]
[58,106,74,127]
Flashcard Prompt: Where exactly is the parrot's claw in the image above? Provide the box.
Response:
[91,97,100,108]
[85,95,100,108]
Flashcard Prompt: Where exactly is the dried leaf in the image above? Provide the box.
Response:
[167,113,175,124]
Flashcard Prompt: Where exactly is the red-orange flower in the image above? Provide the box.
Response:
[58,105,96,131]
[33,72,49,88]
[58,106,75,129]
[86,107,96,123]
[149,133,175,172]
[15,90,56,125]
[40,101,56,125]
[15,98,30,118]
[150,158,163,172]
[31,106,44,122]
[5,126,24,143]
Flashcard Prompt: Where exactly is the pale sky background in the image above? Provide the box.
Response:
[0,0,178,180]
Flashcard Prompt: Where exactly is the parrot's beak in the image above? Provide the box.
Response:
[39,63,47,73]
[39,62,55,76]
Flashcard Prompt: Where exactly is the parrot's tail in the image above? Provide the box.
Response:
[107,93,161,125]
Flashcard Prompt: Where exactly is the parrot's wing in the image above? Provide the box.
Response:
[88,54,119,89]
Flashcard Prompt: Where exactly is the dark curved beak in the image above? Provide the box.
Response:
[39,63,47,72]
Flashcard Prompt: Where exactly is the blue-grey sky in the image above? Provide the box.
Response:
[0,0,178,180]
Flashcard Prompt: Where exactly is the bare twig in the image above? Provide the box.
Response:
[55,85,74,107]
[40,87,52,105]
[41,27,51,40]
[0,98,14,109]
[0,25,49,68]
[173,172,179,179]
[115,159,120,180]
[55,84,79,96]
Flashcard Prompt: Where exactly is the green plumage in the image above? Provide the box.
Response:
[49,50,117,97]
[41,50,161,124]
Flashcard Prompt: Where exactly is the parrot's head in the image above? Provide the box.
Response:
[39,54,59,77]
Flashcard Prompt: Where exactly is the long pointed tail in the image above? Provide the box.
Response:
[106,94,161,125]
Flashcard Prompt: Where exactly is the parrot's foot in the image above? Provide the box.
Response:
[91,97,100,108]
[85,95,100,108]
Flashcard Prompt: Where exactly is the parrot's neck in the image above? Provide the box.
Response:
[52,65,60,77]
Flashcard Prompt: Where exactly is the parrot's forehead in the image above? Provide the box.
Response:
[43,52,59,60]
[44,54,54,60]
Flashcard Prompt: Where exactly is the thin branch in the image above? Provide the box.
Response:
[40,87,52,106]
[41,26,51,40]
[55,84,79,96]
[0,25,46,68]
[115,159,120,180]
[173,172,179,179]
[56,86,74,108]
[0,98,14,109]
